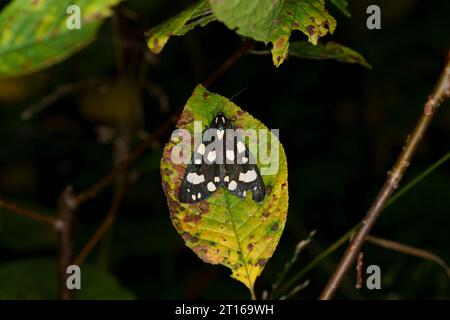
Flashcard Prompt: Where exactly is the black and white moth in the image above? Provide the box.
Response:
[179,112,266,203]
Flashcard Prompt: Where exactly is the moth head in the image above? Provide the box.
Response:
[213,112,228,128]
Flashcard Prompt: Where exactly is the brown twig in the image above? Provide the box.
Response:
[202,40,255,87]
[319,50,450,300]
[367,235,450,279]
[21,78,101,120]
[74,181,126,266]
[55,186,77,300]
[355,252,364,289]
[0,199,55,226]
[75,113,177,205]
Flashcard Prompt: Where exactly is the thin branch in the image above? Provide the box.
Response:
[21,78,101,120]
[319,51,450,300]
[202,40,255,87]
[75,113,178,204]
[367,235,450,279]
[0,198,55,226]
[55,186,77,300]
[74,181,126,266]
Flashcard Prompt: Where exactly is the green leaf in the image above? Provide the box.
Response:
[146,0,215,54]
[160,85,289,294]
[0,258,135,299]
[210,0,337,66]
[0,203,57,251]
[289,41,371,68]
[0,0,123,79]
[329,0,351,17]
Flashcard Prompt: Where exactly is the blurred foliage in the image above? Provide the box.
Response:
[0,258,134,299]
[0,0,123,78]
[0,0,449,300]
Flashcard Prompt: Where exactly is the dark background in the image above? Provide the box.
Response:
[0,0,449,299]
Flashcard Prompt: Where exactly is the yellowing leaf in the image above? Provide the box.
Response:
[210,0,337,66]
[146,0,215,54]
[146,0,341,67]
[160,85,288,295]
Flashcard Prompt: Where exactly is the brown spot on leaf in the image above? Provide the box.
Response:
[176,110,194,127]
[199,202,209,212]
[183,214,201,223]
[307,25,315,36]
[182,232,199,243]
[286,10,293,16]
[257,258,267,266]
[163,168,173,177]
[247,243,254,251]
[263,211,270,218]
[271,223,279,231]
[230,115,237,121]
[292,22,300,28]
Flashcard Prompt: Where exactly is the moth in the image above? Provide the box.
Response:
[179,112,266,203]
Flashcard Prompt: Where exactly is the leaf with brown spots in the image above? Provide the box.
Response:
[289,41,371,68]
[146,0,215,54]
[160,85,289,297]
[0,0,123,78]
[210,0,337,66]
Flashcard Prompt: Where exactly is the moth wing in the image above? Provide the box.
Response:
[224,135,266,202]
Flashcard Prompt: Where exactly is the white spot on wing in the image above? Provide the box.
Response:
[207,150,216,162]
[243,191,247,197]
[187,172,205,185]
[197,143,206,155]
[226,149,235,161]
[224,176,229,182]
[197,193,201,199]
[237,141,246,153]
[207,182,216,191]
[194,159,201,164]
[228,180,237,191]
[192,194,196,200]
[214,177,220,183]
[241,156,248,163]
[239,169,257,182]
[217,129,224,141]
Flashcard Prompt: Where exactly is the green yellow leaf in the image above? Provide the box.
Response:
[0,0,122,78]
[146,0,215,54]
[160,85,289,293]
[146,1,343,67]
[210,0,337,66]
[289,41,371,68]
